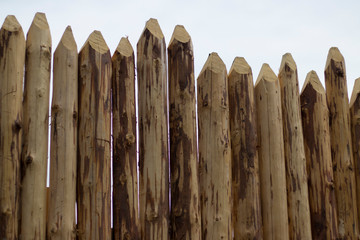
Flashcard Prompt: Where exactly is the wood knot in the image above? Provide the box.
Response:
[12,119,22,132]
[25,155,33,165]
[125,134,135,146]
[119,173,127,185]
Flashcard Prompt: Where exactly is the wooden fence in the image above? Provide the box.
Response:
[1,12,360,240]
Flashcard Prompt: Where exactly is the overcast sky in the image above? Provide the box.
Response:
[2,0,360,94]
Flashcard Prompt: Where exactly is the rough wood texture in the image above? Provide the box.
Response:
[350,77,360,233]
[228,57,262,240]
[255,64,289,240]
[278,53,312,240]
[300,71,339,239]
[21,12,51,240]
[197,53,232,240]
[0,15,25,240]
[77,30,111,240]
[325,47,359,239]
[168,25,201,240]
[112,37,139,240]
[137,18,169,240]
[47,26,77,240]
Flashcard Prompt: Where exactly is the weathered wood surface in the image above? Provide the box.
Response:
[325,47,359,239]
[278,53,312,240]
[77,30,111,240]
[47,26,77,240]
[137,18,169,240]
[21,12,51,240]
[0,15,25,240]
[255,64,289,240]
[112,37,139,240]
[228,57,262,240]
[198,52,232,240]
[300,70,339,239]
[168,25,201,240]
[350,77,360,233]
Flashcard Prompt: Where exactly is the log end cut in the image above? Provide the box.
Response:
[2,15,22,32]
[325,47,345,71]
[57,26,77,51]
[350,78,360,108]
[199,52,226,76]
[301,70,325,95]
[142,18,164,39]
[169,25,191,46]
[229,57,251,76]
[80,30,109,54]
[115,37,133,57]
[255,63,278,87]
[279,52,297,73]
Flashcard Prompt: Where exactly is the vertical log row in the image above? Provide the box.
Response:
[197,52,232,240]
[0,15,25,240]
[300,71,339,239]
[77,30,112,240]
[255,64,289,240]
[112,37,140,240]
[137,18,169,240]
[228,57,262,240]
[168,25,201,239]
[47,26,78,240]
[21,12,51,240]
[278,53,312,239]
[325,47,359,239]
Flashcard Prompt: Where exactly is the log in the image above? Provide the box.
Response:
[0,15,25,240]
[47,26,77,240]
[325,47,359,239]
[137,18,169,240]
[278,53,312,240]
[350,77,360,231]
[300,70,339,239]
[77,30,111,240]
[112,37,139,240]
[254,64,289,240]
[228,57,262,240]
[168,25,201,239]
[197,52,232,240]
[21,12,51,240]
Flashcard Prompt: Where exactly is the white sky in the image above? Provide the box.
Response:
[2,0,360,95]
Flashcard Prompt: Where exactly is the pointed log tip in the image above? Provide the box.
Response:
[81,30,109,54]
[229,57,251,76]
[169,25,191,46]
[57,26,77,51]
[301,70,325,95]
[143,18,164,39]
[115,37,133,57]
[2,15,22,32]
[199,52,226,76]
[30,12,49,30]
[279,53,297,72]
[350,77,360,107]
[255,63,277,86]
[325,47,344,70]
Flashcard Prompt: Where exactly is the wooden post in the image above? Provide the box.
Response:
[325,47,359,239]
[197,52,232,240]
[228,57,262,240]
[278,53,312,239]
[47,26,78,240]
[168,25,201,239]
[300,70,339,239]
[0,15,25,240]
[350,77,360,231]
[112,37,140,240]
[77,30,111,240]
[255,64,288,240]
[137,18,169,240]
[21,12,51,240]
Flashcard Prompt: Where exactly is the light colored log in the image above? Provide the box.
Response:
[300,70,339,239]
[112,37,139,240]
[325,47,359,239]
[21,12,51,240]
[77,30,111,240]
[228,57,262,240]
[197,52,232,240]
[47,26,77,240]
[168,25,201,240]
[137,18,169,240]
[350,77,360,233]
[0,15,25,240]
[278,53,312,240]
[255,64,289,240]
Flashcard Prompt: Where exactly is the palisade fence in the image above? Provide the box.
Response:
[2,11,360,240]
